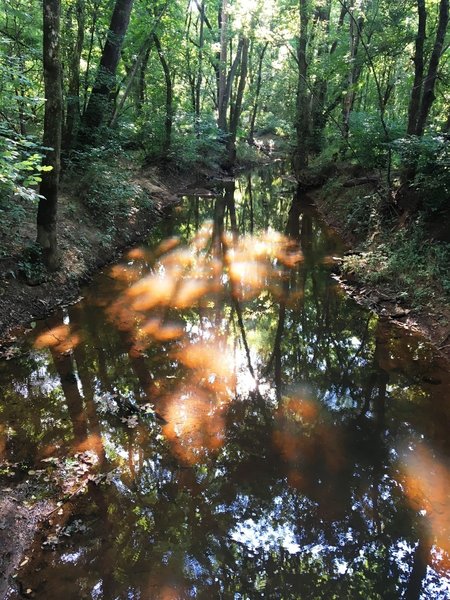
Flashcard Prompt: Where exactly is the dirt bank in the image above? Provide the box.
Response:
[310,166,450,362]
[0,162,221,357]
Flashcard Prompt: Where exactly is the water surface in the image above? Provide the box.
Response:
[1,168,450,599]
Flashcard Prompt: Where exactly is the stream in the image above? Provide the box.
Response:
[1,166,449,599]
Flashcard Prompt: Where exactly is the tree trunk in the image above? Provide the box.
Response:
[226,36,249,167]
[292,0,309,175]
[407,0,426,135]
[64,0,84,152]
[109,37,152,127]
[415,0,449,136]
[248,41,268,146]
[37,0,62,271]
[137,43,152,113]
[82,0,101,116]
[342,2,364,140]
[217,0,229,132]
[195,0,206,132]
[153,33,173,158]
[82,0,134,138]
[309,1,332,154]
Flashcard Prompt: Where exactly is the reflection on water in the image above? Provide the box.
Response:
[1,167,450,599]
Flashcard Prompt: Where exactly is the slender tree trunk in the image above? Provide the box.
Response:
[64,0,84,151]
[415,0,449,136]
[37,0,62,271]
[82,0,134,138]
[342,3,364,140]
[109,37,152,127]
[153,33,173,158]
[217,0,229,132]
[226,37,249,167]
[310,1,332,154]
[248,41,268,146]
[407,0,426,135]
[82,0,100,116]
[137,44,151,113]
[195,0,205,132]
[292,0,309,175]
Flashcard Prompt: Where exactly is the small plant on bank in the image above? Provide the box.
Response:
[69,151,152,232]
[18,242,47,284]
[342,221,450,308]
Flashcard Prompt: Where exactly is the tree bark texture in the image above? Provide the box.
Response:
[217,0,229,132]
[64,0,85,151]
[37,0,62,271]
[195,0,205,130]
[415,0,449,136]
[292,0,309,175]
[82,0,134,136]
[227,36,249,166]
[153,33,173,158]
[342,1,364,139]
[407,0,426,135]
[248,41,268,146]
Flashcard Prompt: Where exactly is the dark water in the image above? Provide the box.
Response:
[1,168,450,599]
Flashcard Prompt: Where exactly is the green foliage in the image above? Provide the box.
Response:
[348,112,403,169]
[256,113,293,138]
[393,134,450,214]
[18,242,46,282]
[138,112,226,170]
[0,129,49,258]
[0,129,47,204]
[343,221,450,307]
[70,151,153,230]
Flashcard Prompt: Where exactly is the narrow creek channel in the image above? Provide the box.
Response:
[1,167,449,599]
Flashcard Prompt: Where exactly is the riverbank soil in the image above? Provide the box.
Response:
[0,160,217,354]
[311,164,450,360]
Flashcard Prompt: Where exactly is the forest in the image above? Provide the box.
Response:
[0,0,449,336]
[0,0,450,598]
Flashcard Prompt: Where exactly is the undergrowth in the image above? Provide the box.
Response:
[68,150,154,232]
[318,170,450,311]
[342,218,450,309]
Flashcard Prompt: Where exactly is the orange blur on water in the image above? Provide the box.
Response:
[401,442,450,570]
[272,395,347,518]
[159,385,226,465]
[34,325,82,354]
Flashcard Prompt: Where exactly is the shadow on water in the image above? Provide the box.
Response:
[1,165,450,599]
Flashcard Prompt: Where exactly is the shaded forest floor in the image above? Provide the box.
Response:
[311,165,450,361]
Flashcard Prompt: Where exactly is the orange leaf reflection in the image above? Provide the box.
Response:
[159,386,226,465]
[140,318,184,341]
[34,325,82,354]
[273,395,347,519]
[173,341,236,397]
[109,264,142,284]
[401,442,450,570]
[126,247,152,261]
[102,223,308,468]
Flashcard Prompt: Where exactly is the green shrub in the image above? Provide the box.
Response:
[70,153,152,229]
[392,134,450,214]
[348,112,403,169]
[343,221,450,307]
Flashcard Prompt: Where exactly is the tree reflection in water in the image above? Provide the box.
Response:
[0,167,449,599]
